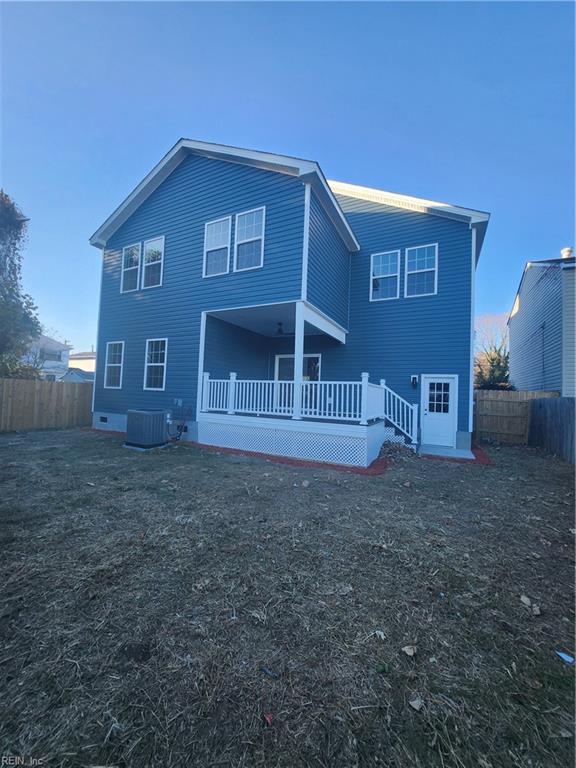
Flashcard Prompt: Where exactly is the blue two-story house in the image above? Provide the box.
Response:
[90,139,489,466]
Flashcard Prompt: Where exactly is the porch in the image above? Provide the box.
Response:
[196,300,419,467]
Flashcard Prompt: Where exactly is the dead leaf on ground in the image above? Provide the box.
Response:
[402,645,417,657]
[409,696,424,711]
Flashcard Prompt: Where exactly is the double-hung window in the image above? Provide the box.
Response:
[104,341,124,389]
[121,244,141,293]
[405,244,438,297]
[144,338,167,390]
[370,250,400,301]
[203,217,231,277]
[142,237,164,289]
[234,207,265,271]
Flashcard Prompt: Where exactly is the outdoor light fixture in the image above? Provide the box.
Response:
[411,375,419,388]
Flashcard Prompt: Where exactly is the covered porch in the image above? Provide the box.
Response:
[196,301,418,466]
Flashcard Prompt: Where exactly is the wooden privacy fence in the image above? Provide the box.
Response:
[528,397,575,464]
[474,389,559,444]
[0,378,93,432]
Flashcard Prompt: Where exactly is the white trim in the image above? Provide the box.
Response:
[141,235,165,289]
[420,374,459,449]
[404,243,438,298]
[197,410,376,433]
[369,250,400,302]
[104,341,124,390]
[301,301,347,343]
[301,183,311,300]
[201,299,347,343]
[196,311,207,417]
[469,227,476,432]
[120,242,141,294]
[89,139,360,252]
[143,337,168,391]
[328,179,490,224]
[203,216,232,278]
[274,353,322,381]
[233,206,266,272]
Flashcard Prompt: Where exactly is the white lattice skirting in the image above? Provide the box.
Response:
[195,414,402,467]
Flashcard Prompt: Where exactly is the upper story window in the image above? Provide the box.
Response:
[40,348,62,362]
[121,244,141,293]
[144,338,167,391]
[370,250,400,301]
[142,237,164,289]
[405,244,438,297]
[104,341,124,389]
[234,207,265,271]
[203,217,231,277]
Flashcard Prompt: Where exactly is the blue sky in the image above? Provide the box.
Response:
[1,1,574,351]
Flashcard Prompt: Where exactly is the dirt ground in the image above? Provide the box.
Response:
[0,428,574,768]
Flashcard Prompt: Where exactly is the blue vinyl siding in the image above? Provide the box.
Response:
[509,264,563,391]
[94,153,305,417]
[318,195,474,433]
[204,316,270,380]
[307,191,351,327]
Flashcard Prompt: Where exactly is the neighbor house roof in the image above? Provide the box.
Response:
[507,254,575,325]
[61,368,95,383]
[90,139,361,252]
[70,350,96,360]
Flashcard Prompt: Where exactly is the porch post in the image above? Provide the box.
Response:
[227,372,237,415]
[380,378,387,420]
[202,372,210,411]
[292,301,304,420]
[360,372,370,425]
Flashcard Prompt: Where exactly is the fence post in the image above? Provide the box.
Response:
[227,372,237,415]
[411,404,419,444]
[202,372,210,411]
[380,379,386,419]
[360,372,370,425]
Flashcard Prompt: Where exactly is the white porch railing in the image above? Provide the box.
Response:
[202,372,419,442]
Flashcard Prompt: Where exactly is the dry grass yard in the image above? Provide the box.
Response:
[0,428,574,768]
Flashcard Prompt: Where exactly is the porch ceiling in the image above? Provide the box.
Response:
[208,303,323,338]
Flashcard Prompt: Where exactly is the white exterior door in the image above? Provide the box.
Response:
[420,375,458,447]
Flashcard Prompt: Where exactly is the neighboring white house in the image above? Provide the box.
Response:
[69,349,96,373]
[508,248,575,397]
[24,334,71,380]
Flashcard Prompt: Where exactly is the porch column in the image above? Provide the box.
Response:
[292,301,305,420]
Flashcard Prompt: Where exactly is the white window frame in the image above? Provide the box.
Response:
[203,216,232,278]
[120,243,141,294]
[143,338,168,391]
[233,206,266,272]
[142,236,165,290]
[104,341,124,389]
[404,243,438,298]
[274,353,322,381]
[369,250,400,302]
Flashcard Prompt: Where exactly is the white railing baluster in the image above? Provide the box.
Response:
[201,373,417,439]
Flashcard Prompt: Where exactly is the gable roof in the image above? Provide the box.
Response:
[90,139,360,251]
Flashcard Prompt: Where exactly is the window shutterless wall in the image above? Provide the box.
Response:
[93,153,306,418]
[316,193,474,435]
